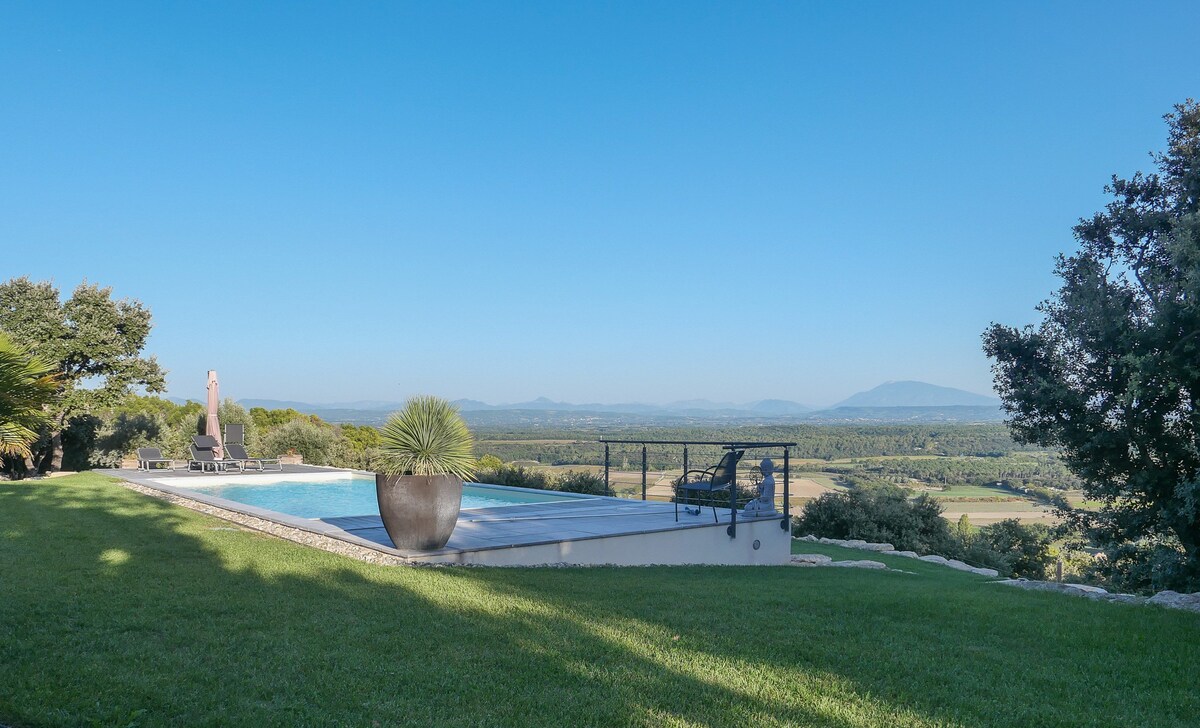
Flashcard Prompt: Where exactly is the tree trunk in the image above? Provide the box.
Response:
[48,430,64,472]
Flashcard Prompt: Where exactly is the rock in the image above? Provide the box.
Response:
[818,537,843,545]
[1107,594,1150,606]
[969,567,1000,577]
[1064,584,1108,595]
[796,535,819,542]
[859,542,894,552]
[830,560,888,569]
[844,539,868,549]
[919,555,949,565]
[994,579,1150,603]
[883,550,919,559]
[1148,590,1200,612]
[790,554,833,566]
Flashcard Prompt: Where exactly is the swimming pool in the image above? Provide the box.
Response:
[179,474,584,519]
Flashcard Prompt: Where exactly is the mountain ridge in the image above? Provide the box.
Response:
[833,381,999,408]
[172,381,999,420]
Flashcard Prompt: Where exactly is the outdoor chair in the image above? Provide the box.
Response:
[189,435,244,473]
[136,447,174,471]
[224,442,282,472]
[674,449,745,522]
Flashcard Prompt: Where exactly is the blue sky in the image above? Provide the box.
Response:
[2,2,1196,406]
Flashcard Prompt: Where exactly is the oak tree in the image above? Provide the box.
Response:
[984,101,1200,591]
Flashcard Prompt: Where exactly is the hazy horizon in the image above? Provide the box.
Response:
[165,379,1001,411]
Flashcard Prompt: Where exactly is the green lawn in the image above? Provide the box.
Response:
[3,473,1199,727]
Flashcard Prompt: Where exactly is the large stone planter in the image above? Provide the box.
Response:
[375,473,463,550]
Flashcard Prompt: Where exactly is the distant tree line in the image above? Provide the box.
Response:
[472,424,1034,469]
[818,454,1083,493]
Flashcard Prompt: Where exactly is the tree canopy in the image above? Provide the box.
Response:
[984,100,1200,592]
[0,277,166,473]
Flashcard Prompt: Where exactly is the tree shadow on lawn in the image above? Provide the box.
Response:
[2,477,1198,727]
[455,564,1200,726]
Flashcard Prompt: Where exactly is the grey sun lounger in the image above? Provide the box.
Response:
[224,423,246,446]
[189,436,244,473]
[224,442,282,472]
[136,447,175,471]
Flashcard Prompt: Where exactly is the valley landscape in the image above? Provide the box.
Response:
[214,381,1068,527]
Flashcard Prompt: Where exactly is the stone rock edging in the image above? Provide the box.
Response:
[790,553,888,570]
[793,534,999,577]
[793,534,1200,614]
[996,580,1200,612]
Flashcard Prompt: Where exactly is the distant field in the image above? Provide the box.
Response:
[940,502,1058,525]
[792,472,843,489]
[927,484,1021,499]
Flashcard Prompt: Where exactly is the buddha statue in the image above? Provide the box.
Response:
[741,457,779,518]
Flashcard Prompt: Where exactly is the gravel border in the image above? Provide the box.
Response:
[117,479,412,566]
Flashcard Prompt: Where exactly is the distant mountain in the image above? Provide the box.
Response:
[834,381,1000,409]
[452,399,497,411]
[161,393,999,427]
[175,387,999,423]
[226,396,812,419]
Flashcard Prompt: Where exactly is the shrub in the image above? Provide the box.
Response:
[473,464,610,496]
[793,487,955,553]
[476,464,553,490]
[1088,539,1193,594]
[555,470,608,495]
[262,419,345,466]
[475,454,504,472]
[797,490,1056,578]
[971,519,1054,579]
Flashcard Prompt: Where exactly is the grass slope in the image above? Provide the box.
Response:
[2,473,1198,727]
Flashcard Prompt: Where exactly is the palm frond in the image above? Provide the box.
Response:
[0,333,59,458]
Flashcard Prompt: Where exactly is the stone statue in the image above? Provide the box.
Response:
[741,458,779,518]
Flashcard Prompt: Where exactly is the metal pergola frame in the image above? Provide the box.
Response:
[597,439,797,538]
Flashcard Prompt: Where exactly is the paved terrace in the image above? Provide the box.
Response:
[101,466,789,565]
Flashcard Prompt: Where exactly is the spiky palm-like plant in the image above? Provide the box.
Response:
[377,396,476,481]
[0,333,59,458]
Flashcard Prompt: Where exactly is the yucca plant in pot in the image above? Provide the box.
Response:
[375,396,476,550]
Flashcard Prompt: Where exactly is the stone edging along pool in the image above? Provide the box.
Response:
[118,480,412,566]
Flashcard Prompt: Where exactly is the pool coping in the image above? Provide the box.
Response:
[101,467,782,562]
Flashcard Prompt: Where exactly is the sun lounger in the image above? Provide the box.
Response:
[224,442,282,472]
[136,447,175,471]
[189,436,244,473]
[224,423,246,446]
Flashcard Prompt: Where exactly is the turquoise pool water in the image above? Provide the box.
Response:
[183,476,581,519]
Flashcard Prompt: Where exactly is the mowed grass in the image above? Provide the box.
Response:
[3,475,1199,727]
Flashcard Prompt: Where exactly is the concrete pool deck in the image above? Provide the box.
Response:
[101,465,791,566]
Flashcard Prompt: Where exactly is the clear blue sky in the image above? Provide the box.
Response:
[2,2,1196,406]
